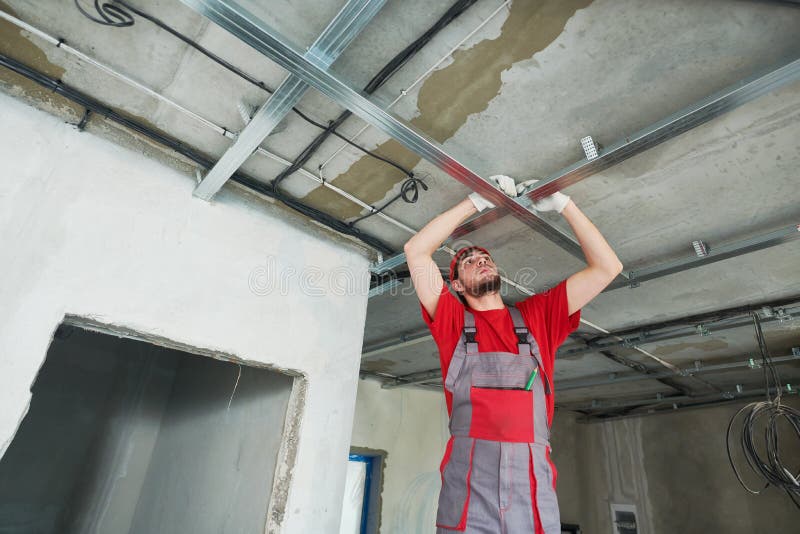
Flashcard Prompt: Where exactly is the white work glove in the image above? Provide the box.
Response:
[468,191,495,212]
[467,174,513,212]
[488,174,518,197]
[472,175,571,213]
[522,179,570,213]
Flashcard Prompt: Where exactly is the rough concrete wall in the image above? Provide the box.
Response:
[129,354,293,534]
[62,334,180,534]
[0,330,166,533]
[349,379,449,534]
[552,398,800,533]
[0,92,371,533]
[0,326,294,534]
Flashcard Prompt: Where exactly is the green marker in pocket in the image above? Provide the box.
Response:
[524,367,539,391]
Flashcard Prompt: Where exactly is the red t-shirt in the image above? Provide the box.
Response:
[421,279,580,425]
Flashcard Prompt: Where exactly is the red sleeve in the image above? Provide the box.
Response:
[420,284,464,411]
[516,279,580,366]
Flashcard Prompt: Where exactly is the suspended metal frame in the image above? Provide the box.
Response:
[605,223,800,290]
[183,0,800,286]
[365,295,800,387]
[181,0,585,259]
[376,57,800,272]
[372,352,800,393]
[182,0,800,402]
[192,0,388,200]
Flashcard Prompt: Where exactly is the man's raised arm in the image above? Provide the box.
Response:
[561,199,624,315]
[404,195,488,318]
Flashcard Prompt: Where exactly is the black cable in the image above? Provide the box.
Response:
[74,0,419,180]
[76,109,92,131]
[71,0,481,236]
[362,0,480,95]
[114,0,270,91]
[0,53,395,255]
[73,0,133,27]
[350,175,428,226]
[725,313,800,509]
[270,0,479,190]
[299,118,412,176]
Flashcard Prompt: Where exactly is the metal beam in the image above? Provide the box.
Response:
[558,352,799,392]
[181,0,585,259]
[369,57,800,275]
[448,57,800,234]
[569,384,797,422]
[370,222,800,297]
[363,294,800,361]
[572,390,788,423]
[382,352,799,392]
[368,278,403,298]
[560,308,800,359]
[362,330,432,358]
[192,0,387,200]
[372,325,800,388]
[376,349,800,392]
[370,252,408,275]
[606,223,800,291]
[379,368,443,388]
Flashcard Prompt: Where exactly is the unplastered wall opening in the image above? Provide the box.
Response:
[0,323,295,534]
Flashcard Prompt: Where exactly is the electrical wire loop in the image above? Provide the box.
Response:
[74,0,423,186]
[726,313,800,508]
[350,175,428,226]
[73,0,134,27]
[68,0,486,248]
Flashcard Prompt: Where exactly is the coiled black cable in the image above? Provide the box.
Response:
[726,313,800,509]
[350,175,429,226]
[72,0,453,224]
[73,0,133,27]
[73,0,421,182]
[270,0,479,190]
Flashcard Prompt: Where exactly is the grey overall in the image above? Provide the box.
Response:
[436,308,560,534]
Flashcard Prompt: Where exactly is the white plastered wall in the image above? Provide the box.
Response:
[0,92,371,534]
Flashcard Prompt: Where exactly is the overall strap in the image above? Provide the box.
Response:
[509,307,552,396]
[463,309,478,354]
[508,307,531,357]
[443,309,474,392]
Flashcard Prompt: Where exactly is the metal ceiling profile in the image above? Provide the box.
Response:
[569,385,792,420]
[181,0,800,401]
[456,56,800,228]
[557,352,800,392]
[605,223,800,291]
[371,56,800,273]
[378,349,800,395]
[370,221,800,297]
[192,0,388,200]
[366,295,800,387]
[180,0,584,259]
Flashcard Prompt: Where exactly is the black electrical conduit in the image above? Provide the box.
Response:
[269,0,481,209]
[73,0,481,226]
[0,53,396,254]
[74,0,414,178]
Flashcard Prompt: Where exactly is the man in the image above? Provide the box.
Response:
[403,176,622,534]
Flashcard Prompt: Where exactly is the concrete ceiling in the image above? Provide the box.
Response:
[1,0,798,419]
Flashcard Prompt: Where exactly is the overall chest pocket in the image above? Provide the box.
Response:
[469,366,537,442]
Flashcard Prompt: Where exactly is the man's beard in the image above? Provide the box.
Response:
[464,274,502,298]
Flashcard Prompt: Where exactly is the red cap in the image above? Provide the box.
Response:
[449,246,491,282]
